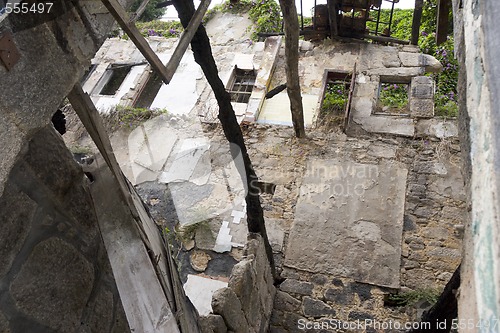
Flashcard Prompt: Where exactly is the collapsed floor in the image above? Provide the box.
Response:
[62,99,465,332]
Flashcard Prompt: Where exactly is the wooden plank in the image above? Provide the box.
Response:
[130,0,151,22]
[436,0,450,45]
[68,84,201,332]
[362,33,410,45]
[411,0,423,45]
[101,0,171,84]
[164,0,211,80]
[343,63,356,133]
[328,0,338,37]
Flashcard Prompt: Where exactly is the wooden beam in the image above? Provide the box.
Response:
[328,0,338,38]
[130,0,151,22]
[411,0,423,45]
[164,0,211,82]
[362,33,410,45]
[436,0,450,45]
[101,0,171,84]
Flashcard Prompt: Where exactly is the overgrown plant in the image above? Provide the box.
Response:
[367,2,458,117]
[378,83,409,113]
[103,106,168,131]
[135,20,184,38]
[202,0,281,41]
[386,288,440,307]
[320,82,348,127]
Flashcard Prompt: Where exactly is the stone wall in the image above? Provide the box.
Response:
[199,233,276,333]
[222,122,467,332]
[0,1,147,332]
[0,127,129,332]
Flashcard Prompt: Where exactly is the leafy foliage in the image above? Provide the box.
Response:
[202,0,281,41]
[248,0,282,40]
[366,9,413,40]
[378,83,409,113]
[135,20,184,38]
[386,289,440,307]
[130,0,166,22]
[323,83,348,113]
[103,106,168,131]
[320,82,349,127]
[369,1,458,117]
[419,33,458,117]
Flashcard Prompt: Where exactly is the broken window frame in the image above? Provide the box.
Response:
[318,69,355,131]
[374,76,411,116]
[227,67,256,104]
[91,63,136,96]
[81,64,97,85]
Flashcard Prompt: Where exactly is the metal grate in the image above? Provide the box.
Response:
[228,69,256,103]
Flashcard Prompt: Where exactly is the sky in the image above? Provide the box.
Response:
[163,0,416,20]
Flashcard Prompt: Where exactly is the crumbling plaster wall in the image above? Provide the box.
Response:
[455,0,500,327]
[0,1,136,331]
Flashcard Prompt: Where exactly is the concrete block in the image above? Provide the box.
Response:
[284,159,408,288]
[368,67,425,80]
[410,98,435,118]
[416,119,459,138]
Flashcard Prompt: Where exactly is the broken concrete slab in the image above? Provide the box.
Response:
[184,275,228,316]
[416,119,459,138]
[159,138,210,183]
[284,158,408,288]
[353,115,415,137]
[257,93,318,127]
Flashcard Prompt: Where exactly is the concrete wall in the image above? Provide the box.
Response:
[455,0,500,328]
[199,233,276,333]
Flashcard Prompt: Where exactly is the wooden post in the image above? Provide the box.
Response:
[165,0,211,80]
[101,0,171,84]
[102,0,210,84]
[130,0,151,22]
[436,0,450,45]
[328,0,338,38]
[411,0,423,45]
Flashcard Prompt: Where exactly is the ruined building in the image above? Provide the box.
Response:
[0,0,498,332]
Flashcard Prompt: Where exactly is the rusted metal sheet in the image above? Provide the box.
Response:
[0,31,20,71]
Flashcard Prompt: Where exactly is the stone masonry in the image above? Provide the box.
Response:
[0,127,129,332]
[199,233,276,333]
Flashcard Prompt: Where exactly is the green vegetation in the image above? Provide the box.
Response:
[135,20,184,38]
[323,83,348,113]
[386,288,440,307]
[202,0,281,41]
[367,1,458,117]
[104,106,168,131]
[378,83,409,113]
[130,0,166,22]
[321,81,349,127]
